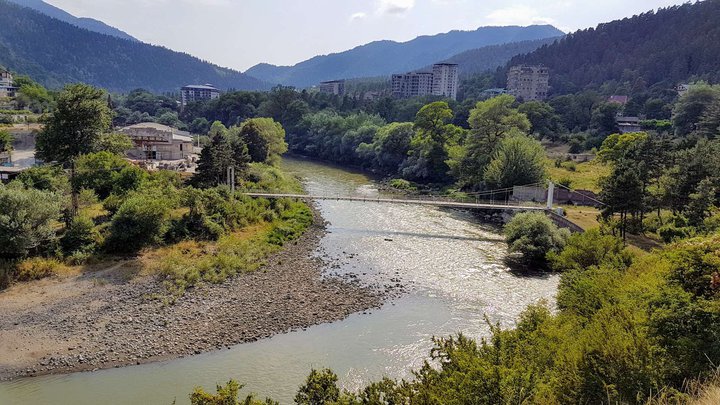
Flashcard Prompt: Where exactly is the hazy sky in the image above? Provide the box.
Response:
[46,0,686,72]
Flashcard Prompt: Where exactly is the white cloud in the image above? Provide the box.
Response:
[485,5,557,27]
[377,0,416,15]
[349,12,367,22]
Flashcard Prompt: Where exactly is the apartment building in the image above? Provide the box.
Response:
[431,63,459,100]
[507,65,549,101]
[181,84,220,106]
[319,80,345,96]
[392,63,459,100]
[392,72,434,99]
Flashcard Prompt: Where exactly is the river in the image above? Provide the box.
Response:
[0,157,559,404]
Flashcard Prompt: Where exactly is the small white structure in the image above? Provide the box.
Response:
[0,70,17,98]
[120,122,194,161]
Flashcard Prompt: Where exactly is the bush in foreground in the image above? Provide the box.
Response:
[0,184,63,259]
[504,212,569,266]
[105,194,170,253]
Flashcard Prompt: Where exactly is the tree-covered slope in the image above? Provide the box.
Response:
[432,37,561,77]
[0,0,268,92]
[507,0,720,94]
[246,25,565,88]
[6,0,138,41]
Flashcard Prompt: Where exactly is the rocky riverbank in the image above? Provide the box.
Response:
[0,207,386,380]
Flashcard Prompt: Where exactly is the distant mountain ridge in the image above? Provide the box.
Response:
[506,0,720,94]
[6,0,138,41]
[246,25,565,88]
[0,0,267,93]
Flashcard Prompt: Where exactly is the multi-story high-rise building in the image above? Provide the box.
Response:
[392,64,459,100]
[507,65,549,101]
[431,63,459,100]
[181,84,220,106]
[318,80,346,96]
[392,72,434,99]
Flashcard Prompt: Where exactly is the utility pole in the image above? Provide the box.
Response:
[226,166,235,192]
[546,181,555,210]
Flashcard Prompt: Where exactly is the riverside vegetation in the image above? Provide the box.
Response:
[190,227,720,404]
[0,83,312,298]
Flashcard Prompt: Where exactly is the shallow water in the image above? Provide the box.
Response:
[0,157,559,404]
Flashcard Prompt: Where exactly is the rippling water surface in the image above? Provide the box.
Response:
[0,157,559,404]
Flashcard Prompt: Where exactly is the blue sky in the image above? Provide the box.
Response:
[47,0,687,71]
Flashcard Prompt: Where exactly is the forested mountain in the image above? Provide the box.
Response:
[506,0,720,94]
[246,25,565,88]
[432,37,561,77]
[7,0,137,41]
[0,0,267,92]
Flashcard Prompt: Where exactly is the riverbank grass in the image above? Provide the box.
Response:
[143,200,313,298]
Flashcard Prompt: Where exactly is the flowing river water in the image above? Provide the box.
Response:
[0,157,559,404]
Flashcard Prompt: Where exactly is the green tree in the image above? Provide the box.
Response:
[518,100,561,140]
[484,135,547,190]
[94,132,134,155]
[294,369,341,405]
[453,95,531,188]
[590,102,621,137]
[686,178,716,227]
[673,83,720,137]
[193,132,235,188]
[600,159,645,239]
[36,84,112,215]
[356,122,414,174]
[238,118,287,164]
[190,380,277,405]
[504,212,569,265]
[0,129,12,158]
[0,184,62,259]
[402,102,463,183]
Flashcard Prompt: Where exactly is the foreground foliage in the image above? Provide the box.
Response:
[193,230,720,404]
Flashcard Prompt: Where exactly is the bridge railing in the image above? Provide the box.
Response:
[241,190,547,208]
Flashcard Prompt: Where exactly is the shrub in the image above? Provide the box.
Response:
[0,185,62,259]
[504,212,569,266]
[60,216,99,255]
[388,178,415,190]
[74,152,147,199]
[561,161,577,172]
[658,224,695,243]
[16,165,70,193]
[295,369,341,405]
[548,229,632,273]
[190,380,276,405]
[105,194,169,253]
[15,258,65,282]
[102,193,125,215]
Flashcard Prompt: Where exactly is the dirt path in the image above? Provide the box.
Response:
[0,210,385,380]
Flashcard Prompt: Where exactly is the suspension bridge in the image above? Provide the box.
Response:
[241,182,603,232]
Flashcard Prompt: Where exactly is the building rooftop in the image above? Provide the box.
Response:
[181,84,219,91]
[121,122,192,141]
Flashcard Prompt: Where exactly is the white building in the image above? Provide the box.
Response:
[507,65,549,101]
[0,70,17,98]
[391,72,434,99]
[319,80,345,96]
[120,122,195,161]
[431,63,459,100]
[181,84,220,106]
[392,64,459,100]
